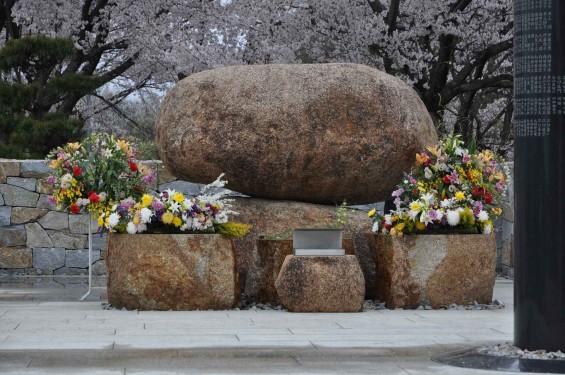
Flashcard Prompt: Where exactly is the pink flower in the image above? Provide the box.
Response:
[392,188,404,198]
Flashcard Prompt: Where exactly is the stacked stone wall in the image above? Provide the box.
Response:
[0,159,200,287]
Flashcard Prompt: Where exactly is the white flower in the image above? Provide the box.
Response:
[372,221,379,233]
[384,214,393,225]
[215,211,228,224]
[455,147,464,156]
[440,199,452,208]
[419,210,432,225]
[483,223,493,234]
[139,207,153,223]
[108,213,120,227]
[60,173,72,188]
[478,210,489,221]
[103,148,113,158]
[137,223,147,233]
[421,193,435,206]
[446,210,460,226]
[76,198,89,206]
[424,167,433,179]
[99,192,107,202]
[126,222,137,234]
[168,201,180,213]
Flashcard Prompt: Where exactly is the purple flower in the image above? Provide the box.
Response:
[142,173,154,185]
[392,188,404,198]
[495,182,505,191]
[152,200,164,211]
[47,195,57,204]
[408,175,417,185]
[428,210,440,221]
[46,175,56,186]
[474,201,483,212]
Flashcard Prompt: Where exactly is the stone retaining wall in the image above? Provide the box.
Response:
[0,159,202,287]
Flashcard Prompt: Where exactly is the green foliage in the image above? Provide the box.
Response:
[122,135,161,160]
[0,36,93,158]
[214,222,253,239]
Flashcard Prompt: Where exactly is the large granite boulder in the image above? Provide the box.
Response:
[230,197,375,299]
[275,255,365,312]
[106,234,238,310]
[368,234,496,308]
[156,63,437,205]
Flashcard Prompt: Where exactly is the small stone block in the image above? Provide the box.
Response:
[69,214,97,234]
[25,222,53,247]
[0,225,26,246]
[275,255,365,312]
[11,207,48,224]
[0,206,11,226]
[0,247,32,268]
[7,177,36,191]
[65,249,100,268]
[33,247,65,270]
[38,211,68,230]
[0,160,21,177]
[0,184,39,207]
[20,160,50,178]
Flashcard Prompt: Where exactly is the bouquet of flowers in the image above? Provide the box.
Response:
[97,174,251,238]
[369,134,507,236]
[45,133,154,215]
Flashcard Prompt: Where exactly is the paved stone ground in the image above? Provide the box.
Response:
[0,279,516,374]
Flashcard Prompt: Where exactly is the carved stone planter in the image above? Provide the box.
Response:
[368,234,496,309]
[106,233,238,310]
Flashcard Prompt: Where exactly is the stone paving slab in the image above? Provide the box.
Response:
[0,280,518,374]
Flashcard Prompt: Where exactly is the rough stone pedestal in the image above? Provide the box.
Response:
[368,234,496,309]
[275,255,364,312]
[245,239,354,305]
[106,233,238,310]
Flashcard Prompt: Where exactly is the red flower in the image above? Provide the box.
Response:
[484,191,493,204]
[442,175,451,184]
[89,192,100,204]
[70,204,80,214]
[129,162,138,172]
[72,166,82,177]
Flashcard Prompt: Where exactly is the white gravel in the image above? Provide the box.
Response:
[478,342,565,360]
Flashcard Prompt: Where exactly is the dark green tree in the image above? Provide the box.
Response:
[0,35,103,158]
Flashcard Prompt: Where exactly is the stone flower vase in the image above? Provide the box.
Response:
[106,233,239,310]
[367,233,496,309]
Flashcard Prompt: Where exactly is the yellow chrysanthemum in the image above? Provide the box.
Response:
[416,221,426,230]
[172,216,182,227]
[491,207,503,216]
[455,191,465,201]
[396,223,405,231]
[140,194,153,208]
[133,215,140,225]
[97,216,104,227]
[368,208,376,217]
[173,192,185,203]
[162,212,174,224]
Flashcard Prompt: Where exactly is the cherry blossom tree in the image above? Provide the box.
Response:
[1,0,514,154]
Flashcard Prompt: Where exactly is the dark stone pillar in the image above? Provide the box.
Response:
[514,0,565,351]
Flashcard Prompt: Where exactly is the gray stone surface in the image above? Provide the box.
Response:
[0,206,11,226]
[36,194,57,210]
[25,223,53,248]
[69,214,96,234]
[0,192,3,205]
[35,179,53,194]
[53,267,88,275]
[38,211,68,230]
[32,247,65,270]
[91,259,107,275]
[6,177,36,191]
[20,161,50,178]
[65,249,100,268]
[48,231,86,249]
[91,233,107,251]
[0,225,26,246]
[158,180,203,196]
[10,207,48,224]
[0,247,32,268]
[0,184,39,207]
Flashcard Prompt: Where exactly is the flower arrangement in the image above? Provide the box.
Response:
[45,133,154,215]
[46,134,251,239]
[97,173,251,238]
[369,134,508,236]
